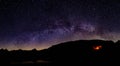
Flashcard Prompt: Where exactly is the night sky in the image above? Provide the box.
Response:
[0,0,120,50]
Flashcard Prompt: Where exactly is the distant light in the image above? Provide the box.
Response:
[93,45,102,51]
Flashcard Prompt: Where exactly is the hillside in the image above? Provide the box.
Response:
[0,40,120,65]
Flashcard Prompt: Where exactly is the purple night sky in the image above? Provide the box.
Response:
[0,0,120,50]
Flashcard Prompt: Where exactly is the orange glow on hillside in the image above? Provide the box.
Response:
[93,45,102,51]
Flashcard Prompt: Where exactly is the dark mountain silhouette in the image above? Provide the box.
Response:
[41,40,120,65]
[0,40,120,65]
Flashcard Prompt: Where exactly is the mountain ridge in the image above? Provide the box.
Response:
[0,40,120,65]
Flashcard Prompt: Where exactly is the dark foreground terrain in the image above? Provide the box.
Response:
[0,40,120,65]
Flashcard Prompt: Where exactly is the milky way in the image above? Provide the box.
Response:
[0,0,120,50]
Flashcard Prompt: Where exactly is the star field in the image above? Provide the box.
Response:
[0,0,120,50]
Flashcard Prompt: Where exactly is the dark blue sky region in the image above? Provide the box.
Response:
[0,0,120,50]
